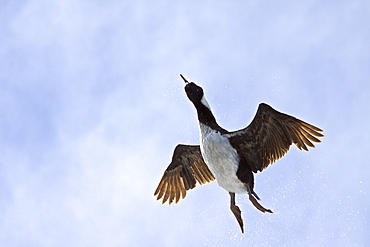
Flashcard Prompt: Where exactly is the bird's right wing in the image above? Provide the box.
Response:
[154,144,215,204]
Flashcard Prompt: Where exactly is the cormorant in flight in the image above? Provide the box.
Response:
[155,74,323,233]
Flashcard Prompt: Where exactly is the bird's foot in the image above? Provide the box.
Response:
[251,190,260,200]
[230,204,244,233]
[248,193,273,213]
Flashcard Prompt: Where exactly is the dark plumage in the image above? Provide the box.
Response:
[227,103,323,172]
[155,75,324,232]
[154,145,215,204]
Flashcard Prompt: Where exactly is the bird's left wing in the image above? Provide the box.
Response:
[154,144,215,204]
[227,103,324,173]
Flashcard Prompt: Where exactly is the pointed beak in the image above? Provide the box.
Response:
[180,74,189,84]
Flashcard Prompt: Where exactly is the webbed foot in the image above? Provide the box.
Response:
[229,192,244,233]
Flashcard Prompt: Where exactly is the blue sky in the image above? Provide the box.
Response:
[1,1,369,246]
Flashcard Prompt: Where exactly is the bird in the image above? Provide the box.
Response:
[154,74,324,233]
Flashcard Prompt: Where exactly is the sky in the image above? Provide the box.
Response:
[0,1,369,246]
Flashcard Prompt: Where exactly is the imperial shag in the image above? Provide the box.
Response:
[154,74,323,233]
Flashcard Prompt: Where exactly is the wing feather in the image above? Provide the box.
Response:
[154,144,215,204]
[228,103,324,172]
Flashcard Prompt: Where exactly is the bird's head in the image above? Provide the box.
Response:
[181,74,208,107]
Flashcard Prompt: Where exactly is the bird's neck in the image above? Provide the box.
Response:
[193,97,228,134]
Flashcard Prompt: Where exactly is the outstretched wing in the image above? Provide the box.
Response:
[154,144,215,204]
[228,103,324,173]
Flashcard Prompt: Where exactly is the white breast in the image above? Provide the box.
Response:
[199,123,248,194]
